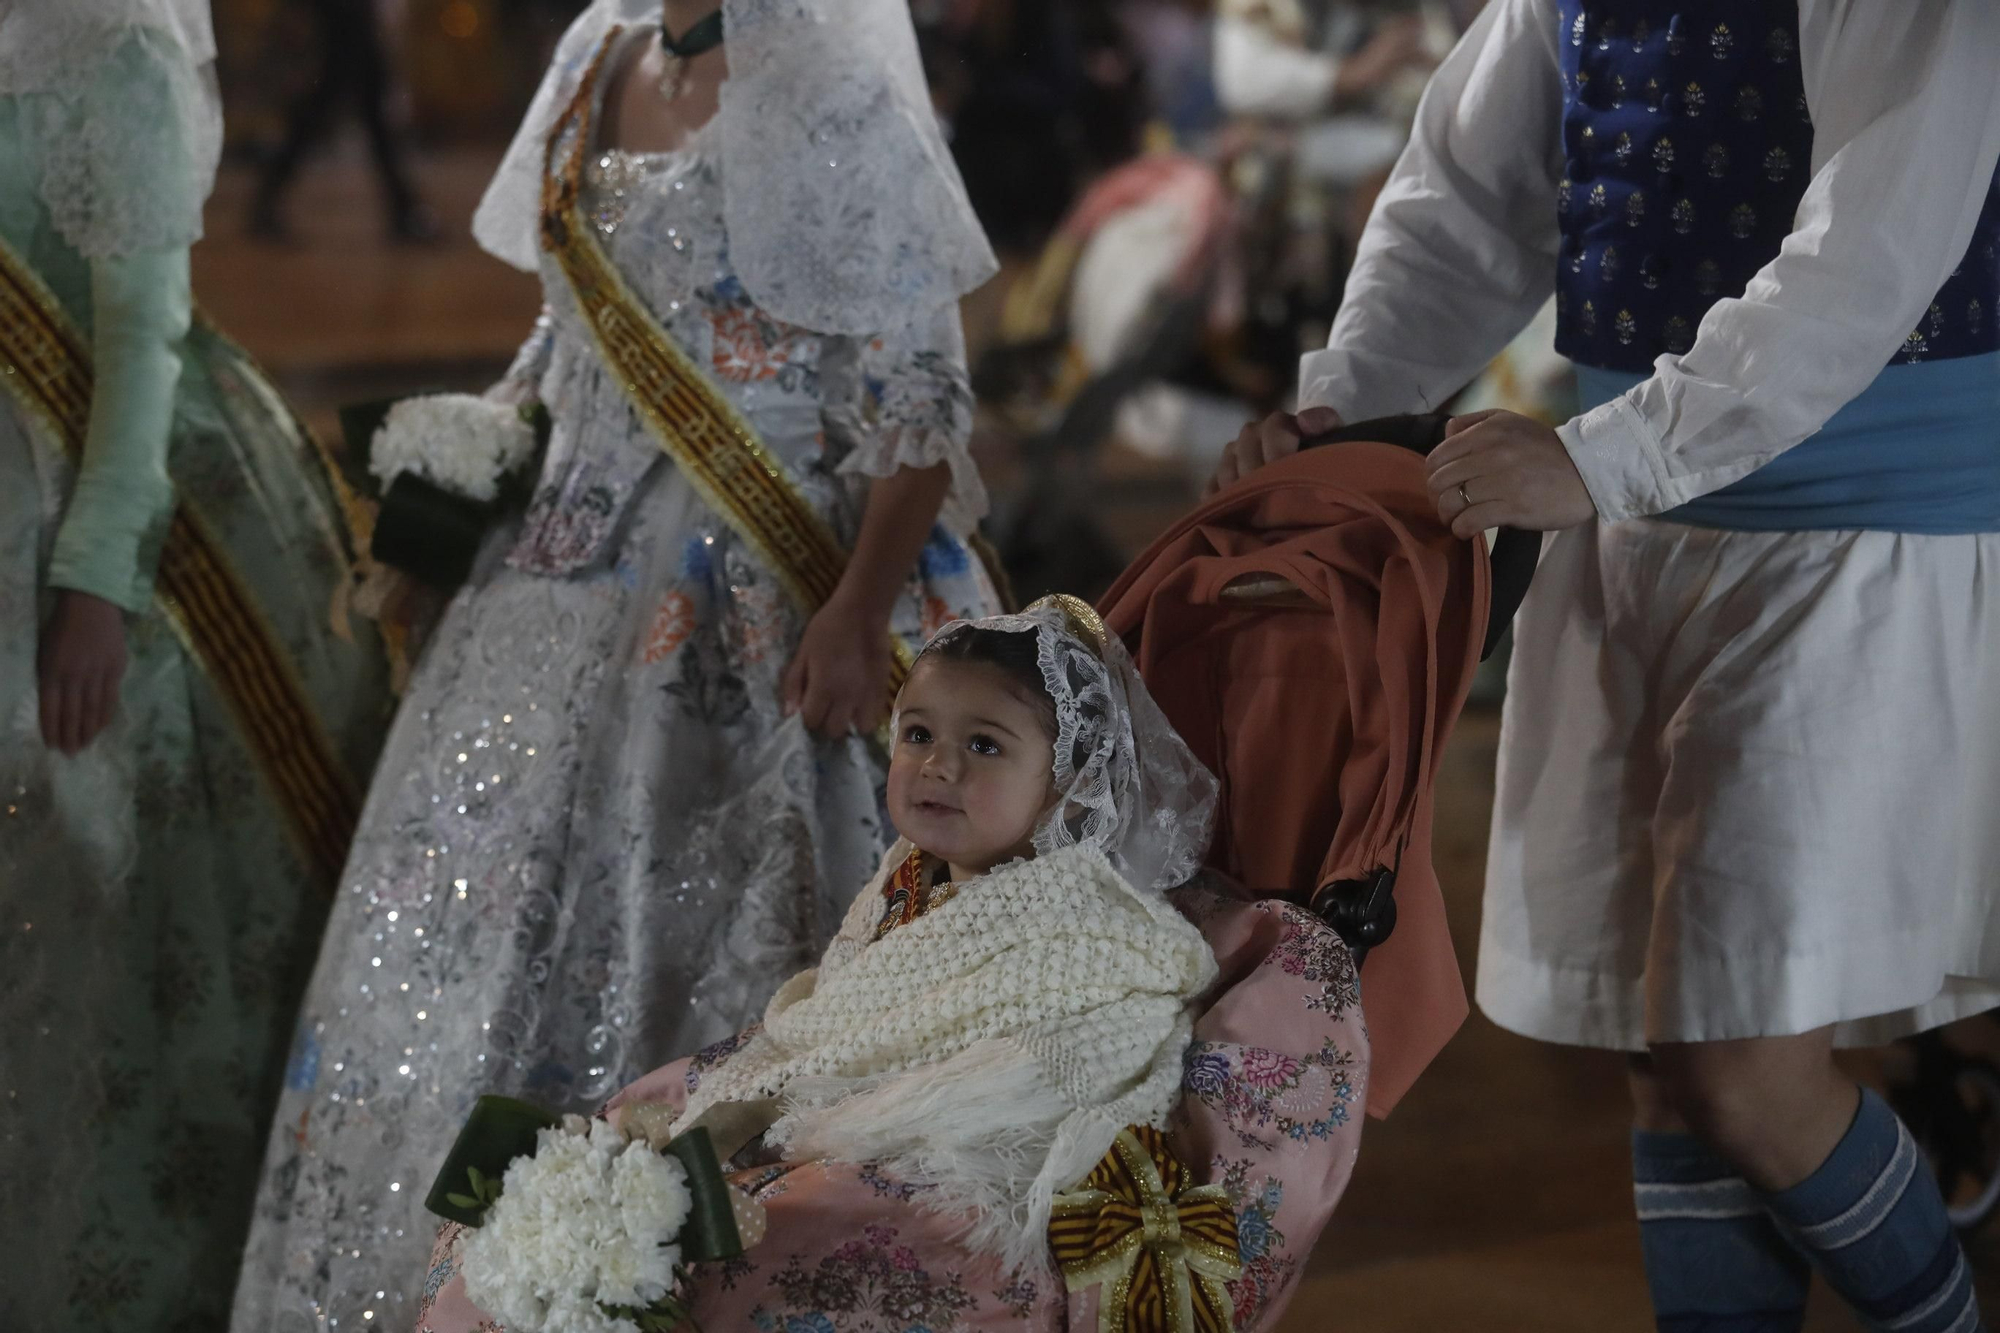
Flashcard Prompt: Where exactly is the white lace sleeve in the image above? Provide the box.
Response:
[472,0,638,272]
[16,26,221,258]
[830,304,988,533]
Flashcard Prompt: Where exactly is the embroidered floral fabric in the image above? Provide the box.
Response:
[510,136,987,578]
[414,878,1368,1333]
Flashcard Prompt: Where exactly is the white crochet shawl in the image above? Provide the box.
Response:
[671,839,1217,1275]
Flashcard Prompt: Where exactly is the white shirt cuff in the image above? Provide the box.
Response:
[1556,392,1678,523]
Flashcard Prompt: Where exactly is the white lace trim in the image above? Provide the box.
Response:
[831,420,989,534]
[917,602,1220,894]
[4,16,221,256]
[0,0,214,95]
[473,0,995,334]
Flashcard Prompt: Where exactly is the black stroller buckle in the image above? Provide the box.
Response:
[1311,867,1398,964]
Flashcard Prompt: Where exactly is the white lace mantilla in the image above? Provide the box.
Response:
[914,600,1221,895]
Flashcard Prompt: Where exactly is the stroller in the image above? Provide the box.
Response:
[413,416,1531,1332]
[1104,413,1537,1111]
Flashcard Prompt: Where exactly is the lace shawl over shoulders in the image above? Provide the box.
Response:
[472,0,994,335]
[3,19,221,257]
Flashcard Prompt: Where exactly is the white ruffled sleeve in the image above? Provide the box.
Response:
[830,303,989,534]
[20,26,220,258]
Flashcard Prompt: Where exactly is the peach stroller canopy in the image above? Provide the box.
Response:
[1102,417,1530,1116]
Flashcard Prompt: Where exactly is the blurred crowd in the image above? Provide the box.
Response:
[209,0,1567,629]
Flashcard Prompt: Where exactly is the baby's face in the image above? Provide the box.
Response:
[886,658,1056,880]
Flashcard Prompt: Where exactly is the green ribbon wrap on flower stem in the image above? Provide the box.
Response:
[423,1095,746,1261]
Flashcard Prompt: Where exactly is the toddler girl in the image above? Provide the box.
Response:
[418,596,1367,1332]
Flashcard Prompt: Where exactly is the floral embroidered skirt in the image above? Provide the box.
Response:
[413,885,1370,1333]
[234,455,999,1333]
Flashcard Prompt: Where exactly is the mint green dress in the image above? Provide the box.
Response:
[0,27,392,1331]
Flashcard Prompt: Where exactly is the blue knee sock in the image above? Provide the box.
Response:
[1632,1129,1811,1331]
[1757,1089,1983,1333]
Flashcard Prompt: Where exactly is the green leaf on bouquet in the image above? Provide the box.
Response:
[422,1099,747,1264]
[423,1095,560,1227]
[520,400,553,452]
[661,1126,743,1263]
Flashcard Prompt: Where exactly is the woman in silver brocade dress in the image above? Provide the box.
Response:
[231,2,1002,1327]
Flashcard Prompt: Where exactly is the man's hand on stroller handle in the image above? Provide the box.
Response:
[1206,405,1597,539]
[1425,410,1595,539]
[1204,406,1344,496]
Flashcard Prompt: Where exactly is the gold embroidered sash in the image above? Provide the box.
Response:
[0,236,361,888]
[541,30,912,702]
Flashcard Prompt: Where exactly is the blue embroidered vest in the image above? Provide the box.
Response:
[1552,0,2000,375]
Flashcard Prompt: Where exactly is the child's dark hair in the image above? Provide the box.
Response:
[919,628,1058,739]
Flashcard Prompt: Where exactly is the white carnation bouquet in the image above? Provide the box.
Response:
[457,1115,692,1333]
[429,1098,764,1333]
[368,392,539,503]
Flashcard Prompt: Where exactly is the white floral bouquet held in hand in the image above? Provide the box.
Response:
[459,1115,690,1333]
[426,1097,764,1333]
[368,393,539,504]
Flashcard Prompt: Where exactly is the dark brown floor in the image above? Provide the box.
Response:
[198,144,1998,1333]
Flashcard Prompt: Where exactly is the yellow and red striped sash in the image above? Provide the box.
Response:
[0,236,361,887]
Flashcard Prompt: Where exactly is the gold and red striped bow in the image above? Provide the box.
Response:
[1049,1125,1243,1333]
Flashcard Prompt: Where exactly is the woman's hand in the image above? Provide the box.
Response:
[783,589,895,739]
[781,461,947,739]
[1425,409,1597,538]
[38,589,127,754]
[1204,405,1345,496]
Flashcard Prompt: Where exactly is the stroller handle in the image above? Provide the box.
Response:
[1299,413,1537,662]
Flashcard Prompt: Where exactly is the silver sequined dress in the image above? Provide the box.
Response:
[230,124,1000,1332]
